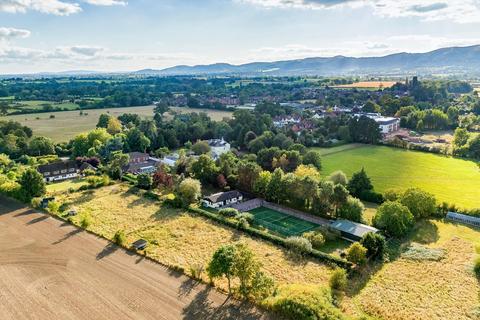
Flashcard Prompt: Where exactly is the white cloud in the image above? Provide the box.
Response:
[0,27,31,40]
[0,0,82,15]
[0,0,127,15]
[83,0,127,6]
[238,0,480,23]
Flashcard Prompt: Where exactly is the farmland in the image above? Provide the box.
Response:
[316,144,480,209]
[54,185,334,291]
[354,219,480,320]
[333,81,399,89]
[1,106,233,142]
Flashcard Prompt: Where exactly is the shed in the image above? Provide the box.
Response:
[330,220,379,242]
[446,212,480,228]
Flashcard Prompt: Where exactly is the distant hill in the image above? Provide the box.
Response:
[136,45,480,77]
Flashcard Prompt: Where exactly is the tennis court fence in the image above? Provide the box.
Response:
[231,198,330,227]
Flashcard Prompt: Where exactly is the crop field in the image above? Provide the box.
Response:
[333,81,398,89]
[168,106,233,121]
[54,185,334,291]
[1,106,233,142]
[354,219,480,320]
[315,144,480,209]
[249,206,319,237]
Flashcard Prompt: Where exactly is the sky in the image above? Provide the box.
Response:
[1,0,480,74]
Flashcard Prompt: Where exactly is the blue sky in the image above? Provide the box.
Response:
[1,0,480,73]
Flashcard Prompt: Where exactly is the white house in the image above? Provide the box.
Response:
[202,190,243,209]
[207,138,231,158]
[374,117,400,134]
[37,160,79,182]
[354,113,400,134]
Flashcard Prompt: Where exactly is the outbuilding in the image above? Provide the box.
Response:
[330,219,379,242]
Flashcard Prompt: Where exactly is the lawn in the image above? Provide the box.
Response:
[54,184,334,291]
[1,105,233,142]
[315,144,480,209]
[46,178,88,195]
[354,219,480,320]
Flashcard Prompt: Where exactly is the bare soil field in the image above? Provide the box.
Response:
[0,196,266,320]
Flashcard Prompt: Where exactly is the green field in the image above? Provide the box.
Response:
[249,206,319,237]
[1,105,233,142]
[316,144,480,209]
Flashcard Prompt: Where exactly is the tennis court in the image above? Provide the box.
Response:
[248,206,319,237]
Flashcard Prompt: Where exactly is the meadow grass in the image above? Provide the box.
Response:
[1,105,232,142]
[55,184,333,292]
[315,144,480,209]
[354,219,480,320]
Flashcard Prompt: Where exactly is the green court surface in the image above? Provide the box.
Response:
[249,207,319,237]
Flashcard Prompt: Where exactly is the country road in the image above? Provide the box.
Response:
[0,196,267,320]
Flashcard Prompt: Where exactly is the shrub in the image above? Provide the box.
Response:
[360,232,386,260]
[263,284,347,320]
[400,188,437,219]
[328,170,348,186]
[236,217,250,229]
[302,231,325,249]
[285,236,313,256]
[329,268,348,292]
[346,242,367,265]
[218,207,239,218]
[373,201,414,238]
[383,189,400,201]
[337,196,364,223]
[474,257,480,277]
[189,263,204,280]
[80,214,92,229]
[359,190,384,204]
[30,197,42,209]
[235,212,254,224]
[47,201,60,214]
[137,173,153,190]
[113,230,126,246]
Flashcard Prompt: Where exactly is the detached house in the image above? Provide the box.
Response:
[37,160,79,182]
[202,190,243,209]
[123,152,161,175]
[207,138,230,159]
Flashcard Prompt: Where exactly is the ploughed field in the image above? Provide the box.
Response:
[315,144,480,209]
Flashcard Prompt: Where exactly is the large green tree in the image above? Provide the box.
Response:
[20,168,46,200]
[373,201,414,238]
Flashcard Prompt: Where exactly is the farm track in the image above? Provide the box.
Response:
[0,196,266,320]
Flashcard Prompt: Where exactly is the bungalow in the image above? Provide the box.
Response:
[37,160,79,182]
[202,190,243,209]
[330,220,379,242]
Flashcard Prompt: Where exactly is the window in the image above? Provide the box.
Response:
[61,169,67,174]
[44,172,50,176]
[68,168,75,172]
[53,171,60,175]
